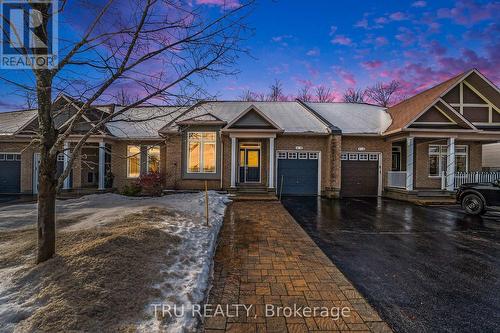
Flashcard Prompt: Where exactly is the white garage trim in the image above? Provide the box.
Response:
[275,149,321,196]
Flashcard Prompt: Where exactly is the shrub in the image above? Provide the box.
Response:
[121,183,142,196]
[137,172,164,197]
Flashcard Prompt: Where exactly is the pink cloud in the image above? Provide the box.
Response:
[412,1,427,7]
[355,18,369,29]
[306,48,320,56]
[304,62,319,78]
[338,70,356,86]
[437,1,500,26]
[374,17,388,24]
[375,36,388,46]
[362,60,383,70]
[196,0,240,8]
[331,35,353,46]
[389,12,408,21]
[428,40,446,56]
[271,34,293,47]
[395,27,415,46]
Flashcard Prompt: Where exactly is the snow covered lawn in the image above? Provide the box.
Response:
[0,191,230,332]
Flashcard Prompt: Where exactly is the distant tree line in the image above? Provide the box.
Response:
[239,79,406,107]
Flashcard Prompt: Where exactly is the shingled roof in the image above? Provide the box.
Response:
[385,70,470,133]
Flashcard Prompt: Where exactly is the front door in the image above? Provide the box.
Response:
[239,147,260,183]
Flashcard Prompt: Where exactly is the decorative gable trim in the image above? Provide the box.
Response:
[222,105,282,132]
[176,113,226,126]
[405,98,476,130]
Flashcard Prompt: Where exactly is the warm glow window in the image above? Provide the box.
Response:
[187,132,216,173]
[127,145,141,178]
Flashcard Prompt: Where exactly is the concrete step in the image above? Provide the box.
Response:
[231,194,278,201]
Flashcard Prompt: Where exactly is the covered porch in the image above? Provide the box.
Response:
[385,132,500,201]
[34,139,114,195]
[228,133,276,194]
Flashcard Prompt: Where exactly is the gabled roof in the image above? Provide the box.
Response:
[0,109,37,136]
[223,105,282,131]
[385,69,473,133]
[176,112,226,126]
[304,102,391,134]
[160,101,330,134]
[107,106,187,138]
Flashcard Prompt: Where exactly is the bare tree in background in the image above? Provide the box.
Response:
[343,88,365,103]
[268,79,287,101]
[364,80,401,107]
[315,85,334,102]
[114,88,139,106]
[24,91,37,109]
[0,0,253,263]
[296,85,312,101]
[239,89,256,101]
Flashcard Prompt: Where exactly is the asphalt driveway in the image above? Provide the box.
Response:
[281,197,500,333]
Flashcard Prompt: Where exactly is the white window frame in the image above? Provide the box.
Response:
[0,153,21,161]
[187,132,217,174]
[348,153,358,161]
[308,152,319,159]
[341,153,348,161]
[298,152,308,159]
[277,152,287,159]
[359,153,369,161]
[369,153,379,161]
[288,152,298,159]
[127,145,141,178]
[428,144,468,177]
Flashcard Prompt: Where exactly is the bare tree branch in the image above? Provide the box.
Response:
[343,88,365,103]
[364,80,401,107]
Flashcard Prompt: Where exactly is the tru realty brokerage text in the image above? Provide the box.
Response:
[152,303,352,320]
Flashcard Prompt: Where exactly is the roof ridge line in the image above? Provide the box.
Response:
[295,99,342,134]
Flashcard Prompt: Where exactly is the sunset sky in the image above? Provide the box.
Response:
[0,0,498,109]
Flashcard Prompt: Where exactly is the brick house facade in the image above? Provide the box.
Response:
[1,69,499,201]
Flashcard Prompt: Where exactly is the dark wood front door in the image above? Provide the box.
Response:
[239,148,260,183]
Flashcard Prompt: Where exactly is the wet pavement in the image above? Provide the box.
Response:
[281,197,500,333]
[204,201,392,332]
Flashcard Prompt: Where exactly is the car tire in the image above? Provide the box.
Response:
[462,193,486,216]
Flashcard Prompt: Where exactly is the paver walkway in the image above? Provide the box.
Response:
[204,201,392,332]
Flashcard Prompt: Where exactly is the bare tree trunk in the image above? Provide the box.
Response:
[36,72,57,263]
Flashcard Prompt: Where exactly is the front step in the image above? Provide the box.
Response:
[231,186,277,201]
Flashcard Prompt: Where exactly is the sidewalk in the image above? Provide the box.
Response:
[204,201,392,332]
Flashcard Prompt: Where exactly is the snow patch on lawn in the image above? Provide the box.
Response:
[0,191,230,332]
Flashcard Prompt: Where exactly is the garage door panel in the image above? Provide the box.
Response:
[277,156,318,196]
[341,160,378,197]
[0,157,21,194]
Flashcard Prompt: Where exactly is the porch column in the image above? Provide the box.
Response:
[268,137,275,189]
[230,137,236,188]
[63,141,71,190]
[406,137,414,191]
[98,141,106,190]
[446,137,456,191]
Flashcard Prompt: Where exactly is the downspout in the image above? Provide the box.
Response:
[219,131,224,190]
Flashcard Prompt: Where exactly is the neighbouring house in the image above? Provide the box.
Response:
[482,143,500,171]
[1,68,499,201]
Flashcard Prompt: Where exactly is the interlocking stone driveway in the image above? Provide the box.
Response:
[204,201,392,332]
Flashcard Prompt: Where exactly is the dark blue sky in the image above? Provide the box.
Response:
[0,0,498,109]
[206,0,499,100]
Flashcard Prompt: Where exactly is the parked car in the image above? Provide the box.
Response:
[456,180,500,215]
